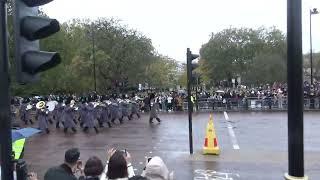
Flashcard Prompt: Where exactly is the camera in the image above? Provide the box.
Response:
[120,149,127,157]
[143,157,152,170]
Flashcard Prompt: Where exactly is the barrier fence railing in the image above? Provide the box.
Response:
[183,97,320,111]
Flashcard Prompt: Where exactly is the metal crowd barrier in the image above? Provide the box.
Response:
[183,97,320,111]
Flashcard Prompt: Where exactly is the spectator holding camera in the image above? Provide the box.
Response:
[44,148,84,180]
[100,148,135,180]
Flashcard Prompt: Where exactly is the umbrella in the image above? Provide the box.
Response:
[12,128,41,142]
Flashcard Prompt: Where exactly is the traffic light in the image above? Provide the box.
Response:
[14,0,61,84]
[187,48,199,86]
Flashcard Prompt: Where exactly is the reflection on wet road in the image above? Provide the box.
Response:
[24,112,320,179]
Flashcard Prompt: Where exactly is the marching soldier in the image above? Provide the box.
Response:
[78,102,87,128]
[62,101,77,133]
[149,93,161,124]
[94,103,103,127]
[83,103,99,133]
[35,101,50,134]
[19,103,29,125]
[99,103,112,128]
[54,103,64,128]
[120,100,131,122]
[129,100,140,119]
[110,98,122,124]
[23,102,34,125]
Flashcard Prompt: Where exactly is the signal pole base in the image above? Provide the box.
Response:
[284,173,308,180]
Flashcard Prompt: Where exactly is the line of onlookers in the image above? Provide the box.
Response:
[4,147,173,180]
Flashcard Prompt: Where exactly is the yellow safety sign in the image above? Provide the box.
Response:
[203,114,220,155]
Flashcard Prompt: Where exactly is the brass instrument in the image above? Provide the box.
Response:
[36,101,46,110]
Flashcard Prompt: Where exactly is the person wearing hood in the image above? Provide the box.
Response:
[141,156,173,180]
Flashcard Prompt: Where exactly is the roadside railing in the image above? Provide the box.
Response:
[183,97,320,111]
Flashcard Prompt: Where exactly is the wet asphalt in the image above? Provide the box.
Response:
[22,111,320,180]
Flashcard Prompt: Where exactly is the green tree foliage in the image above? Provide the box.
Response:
[200,27,287,85]
[304,52,320,81]
[312,53,320,79]
[7,13,179,95]
[177,63,187,88]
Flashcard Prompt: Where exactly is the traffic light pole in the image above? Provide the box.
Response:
[285,0,306,179]
[187,48,193,154]
[0,0,14,180]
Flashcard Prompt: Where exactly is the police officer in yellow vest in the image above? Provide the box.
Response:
[191,95,196,112]
[12,138,26,160]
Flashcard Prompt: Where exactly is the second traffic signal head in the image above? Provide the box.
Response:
[14,0,61,84]
[186,48,199,75]
[187,48,199,63]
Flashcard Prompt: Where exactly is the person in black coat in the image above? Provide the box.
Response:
[44,148,84,180]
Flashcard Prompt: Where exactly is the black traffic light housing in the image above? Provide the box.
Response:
[14,0,61,84]
[187,48,199,87]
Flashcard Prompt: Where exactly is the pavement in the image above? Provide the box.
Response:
[23,111,320,180]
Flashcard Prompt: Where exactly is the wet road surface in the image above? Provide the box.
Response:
[23,111,320,179]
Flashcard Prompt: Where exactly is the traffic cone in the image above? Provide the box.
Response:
[203,114,220,155]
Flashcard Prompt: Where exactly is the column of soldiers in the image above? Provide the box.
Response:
[15,95,141,134]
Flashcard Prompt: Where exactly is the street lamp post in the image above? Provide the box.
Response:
[91,24,97,92]
[310,8,319,85]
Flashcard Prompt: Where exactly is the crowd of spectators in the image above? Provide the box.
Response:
[43,147,173,180]
[10,81,320,114]
[5,147,172,180]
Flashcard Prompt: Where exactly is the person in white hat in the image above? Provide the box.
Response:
[141,156,173,180]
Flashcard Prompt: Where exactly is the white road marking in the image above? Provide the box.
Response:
[224,112,240,150]
[194,169,240,180]
[149,151,153,154]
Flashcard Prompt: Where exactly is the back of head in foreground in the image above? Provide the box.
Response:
[107,150,128,179]
[142,156,174,180]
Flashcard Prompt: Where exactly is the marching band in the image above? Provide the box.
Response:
[13,94,143,134]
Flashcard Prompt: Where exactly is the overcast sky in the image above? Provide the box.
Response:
[42,0,320,62]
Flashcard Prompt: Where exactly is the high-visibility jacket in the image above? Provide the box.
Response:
[12,138,25,160]
[191,96,195,104]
